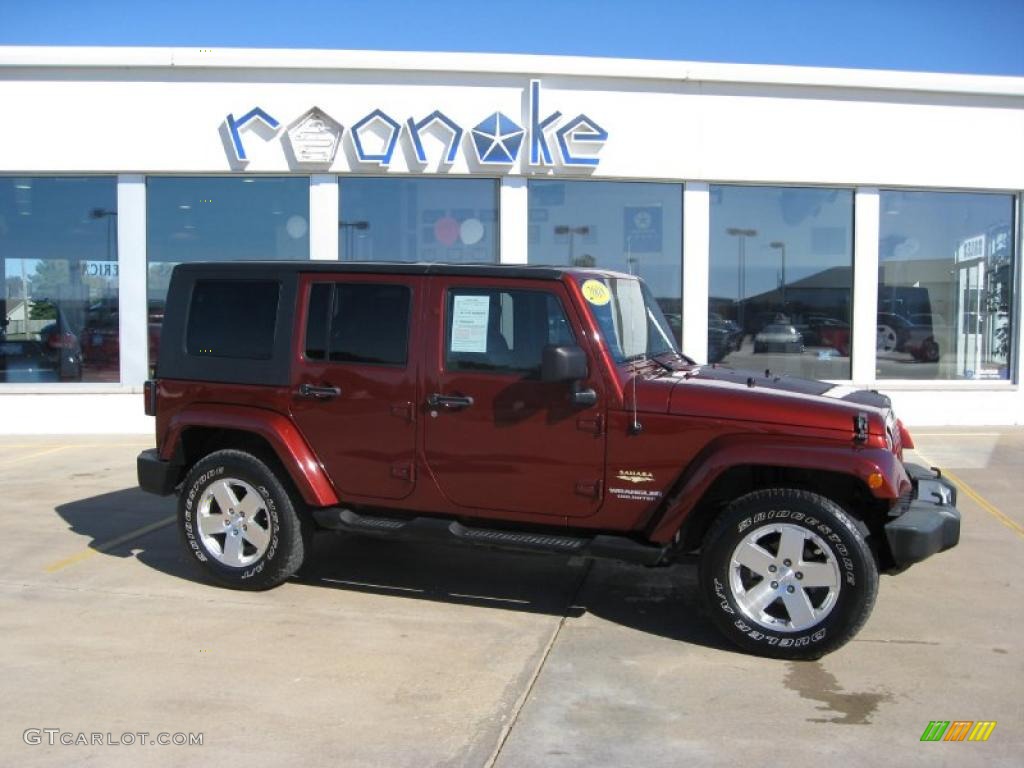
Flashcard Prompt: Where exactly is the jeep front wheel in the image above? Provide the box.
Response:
[179,449,310,590]
[699,488,878,660]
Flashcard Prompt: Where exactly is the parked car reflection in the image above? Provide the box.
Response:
[0,299,83,382]
[80,300,120,373]
[753,324,804,354]
[876,312,941,363]
[818,323,851,357]
[794,314,847,347]
[709,312,743,349]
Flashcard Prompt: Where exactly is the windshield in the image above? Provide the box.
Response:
[577,276,681,363]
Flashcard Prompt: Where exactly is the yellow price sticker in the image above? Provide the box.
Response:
[581,279,611,306]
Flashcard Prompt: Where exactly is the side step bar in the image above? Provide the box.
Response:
[312,507,668,566]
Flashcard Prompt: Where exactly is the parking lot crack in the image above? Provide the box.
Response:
[482,559,593,768]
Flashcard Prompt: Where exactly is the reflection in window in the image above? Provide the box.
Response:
[527,180,683,344]
[445,288,574,376]
[877,191,1015,381]
[146,177,309,369]
[577,277,679,363]
[709,186,853,379]
[0,177,119,383]
[339,178,498,262]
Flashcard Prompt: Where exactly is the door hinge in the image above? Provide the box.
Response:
[576,414,603,435]
[575,479,602,498]
[390,463,415,482]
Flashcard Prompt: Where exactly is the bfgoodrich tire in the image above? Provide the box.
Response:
[179,449,310,590]
[700,488,878,660]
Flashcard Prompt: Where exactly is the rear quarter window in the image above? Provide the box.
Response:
[186,280,280,360]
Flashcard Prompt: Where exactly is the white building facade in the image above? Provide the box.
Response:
[0,46,1021,432]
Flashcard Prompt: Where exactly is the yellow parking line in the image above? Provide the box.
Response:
[914,450,1024,543]
[0,442,152,450]
[0,445,71,467]
[941,468,1024,542]
[0,443,153,468]
[44,515,176,573]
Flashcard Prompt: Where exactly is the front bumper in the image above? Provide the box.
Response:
[884,463,961,569]
[137,449,181,496]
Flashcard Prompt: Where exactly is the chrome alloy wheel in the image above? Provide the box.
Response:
[728,523,841,632]
[877,325,898,353]
[196,478,272,568]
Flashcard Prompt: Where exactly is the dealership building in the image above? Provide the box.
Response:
[0,46,1022,432]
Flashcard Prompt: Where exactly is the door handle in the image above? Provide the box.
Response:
[298,383,342,400]
[427,393,474,410]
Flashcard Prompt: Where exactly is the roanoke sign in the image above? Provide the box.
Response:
[223,80,608,171]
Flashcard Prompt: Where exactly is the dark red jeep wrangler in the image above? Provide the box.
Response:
[138,262,960,659]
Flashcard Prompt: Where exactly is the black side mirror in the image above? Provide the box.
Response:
[542,344,588,382]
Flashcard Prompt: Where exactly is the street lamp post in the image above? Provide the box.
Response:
[554,225,590,266]
[625,235,639,276]
[726,227,757,332]
[89,208,118,262]
[339,220,370,259]
[80,208,119,331]
[770,241,787,308]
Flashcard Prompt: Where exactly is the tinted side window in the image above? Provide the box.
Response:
[445,289,575,375]
[304,282,411,366]
[305,283,331,360]
[186,280,280,360]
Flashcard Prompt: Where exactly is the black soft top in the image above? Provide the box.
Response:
[170,261,634,282]
[158,261,638,386]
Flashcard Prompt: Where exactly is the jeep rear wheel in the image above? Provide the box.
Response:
[920,338,940,363]
[877,324,899,353]
[700,488,878,660]
[179,449,310,590]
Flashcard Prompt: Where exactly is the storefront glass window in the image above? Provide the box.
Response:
[877,191,1015,381]
[339,178,498,262]
[709,186,854,379]
[147,177,310,368]
[527,180,683,342]
[1,177,119,383]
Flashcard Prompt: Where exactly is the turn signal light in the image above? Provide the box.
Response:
[867,472,884,490]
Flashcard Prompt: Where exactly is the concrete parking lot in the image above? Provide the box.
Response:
[1,430,1021,767]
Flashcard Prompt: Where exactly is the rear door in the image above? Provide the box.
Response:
[422,277,606,519]
[291,274,419,501]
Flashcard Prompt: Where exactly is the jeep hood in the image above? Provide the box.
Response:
[686,365,891,409]
[654,364,892,436]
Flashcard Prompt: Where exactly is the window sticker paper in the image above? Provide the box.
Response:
[450,294,491,353]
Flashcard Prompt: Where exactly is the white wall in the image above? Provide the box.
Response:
[0,392,153,434]
[0,61,1020,190]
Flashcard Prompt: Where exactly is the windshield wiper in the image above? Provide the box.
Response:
[652,350,691,369]
[622,353,673,372]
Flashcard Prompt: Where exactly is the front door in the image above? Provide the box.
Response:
[291,274,419,501]
[423,278,605,519]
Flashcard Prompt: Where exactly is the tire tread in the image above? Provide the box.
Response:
[179,449,309,591]
[701,487,878,660]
